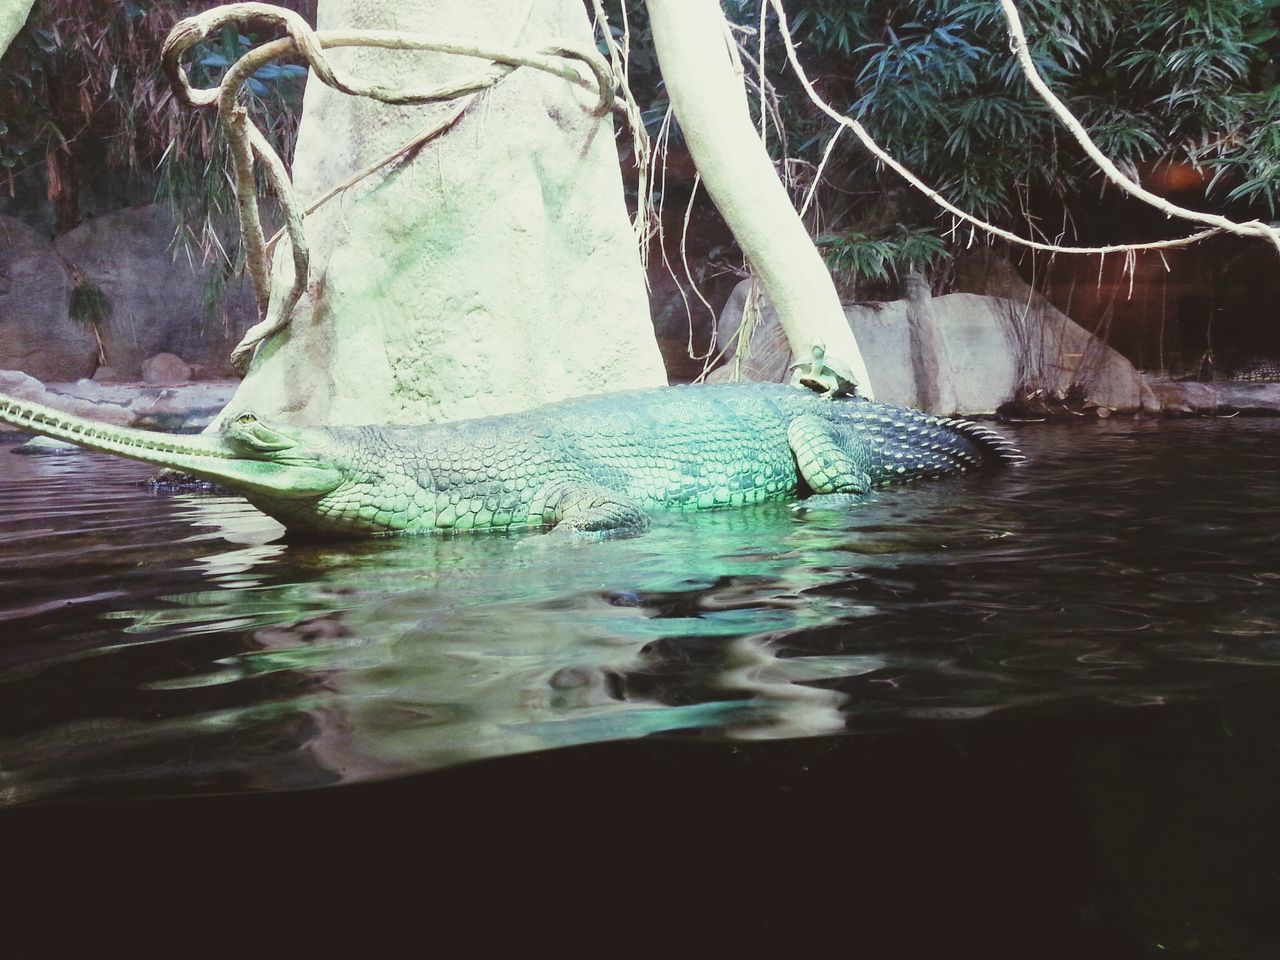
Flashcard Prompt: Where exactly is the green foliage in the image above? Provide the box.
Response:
[816,225,951,285]
[598,1,1280,282]
[1200,84,1280,214]
[70,280,111,326]
[10,0,1273,288]
[0,1,313,251]
[733,1,874,57]
[771,0,1280,254]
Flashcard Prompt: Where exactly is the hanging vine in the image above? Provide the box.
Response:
[161,2,621,370]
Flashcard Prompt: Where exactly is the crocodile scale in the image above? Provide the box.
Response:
[0,383,1023,538]
[260,384,1023,536]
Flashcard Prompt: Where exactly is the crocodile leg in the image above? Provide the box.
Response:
[786,415,874,495]
[533,481,652,538]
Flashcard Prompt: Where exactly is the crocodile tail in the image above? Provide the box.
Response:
[937,417,1025,465]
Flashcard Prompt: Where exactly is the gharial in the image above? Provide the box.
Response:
[0,383,1023,538]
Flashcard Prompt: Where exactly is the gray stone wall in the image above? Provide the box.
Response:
[713,276,1146,415]
[0,206,258,382]
[0,216,92,380]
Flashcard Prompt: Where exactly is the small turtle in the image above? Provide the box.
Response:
[788,341,859,399]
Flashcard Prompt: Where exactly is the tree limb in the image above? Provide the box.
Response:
[766,0,1233,257]
[646,0,875,398]
[0,0,35,62]
[161,2,622,370]
[997,0,1280,255]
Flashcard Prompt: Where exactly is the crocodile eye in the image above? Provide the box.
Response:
[235,414,258,425]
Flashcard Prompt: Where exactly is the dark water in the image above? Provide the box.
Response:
[2,418,1279,954]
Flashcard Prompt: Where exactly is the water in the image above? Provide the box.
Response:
[2,418,1279,954]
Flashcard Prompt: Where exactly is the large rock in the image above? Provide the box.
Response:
[220,0,667,428]
[0,215,96,380]
[853,293,1142,413]
[0,369,237,434]
[53,204,258,379]
[141,352,192,384]
[0,369,133,428]
[1145,380,1280,416]
[713,275,1145,415]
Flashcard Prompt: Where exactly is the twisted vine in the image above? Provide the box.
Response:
[161,2,619,371]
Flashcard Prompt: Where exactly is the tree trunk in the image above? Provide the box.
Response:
[222,0,666,427]
[44,64,81,234]
[902,270,959,414]
[0,0,35,61]
[645,0,875,399]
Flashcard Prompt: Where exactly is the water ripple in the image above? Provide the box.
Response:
[1,420,1279,804]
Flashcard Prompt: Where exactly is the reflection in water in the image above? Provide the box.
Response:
[0,419,1279,805]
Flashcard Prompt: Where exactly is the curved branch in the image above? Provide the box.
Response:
[262,95,478,262]
[997,0,1280,255]
[162,3,331,108]
[161,2,623,370]
[647,0,875,397]
[765,0,1237,257]
[228,120,311,371]
[163,6,616,114]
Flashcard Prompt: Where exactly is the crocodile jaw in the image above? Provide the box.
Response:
[0,394,343,499]
[176,457,345,499]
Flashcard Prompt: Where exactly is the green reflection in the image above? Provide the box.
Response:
[6,420,1280,808]
[1,496,924,802]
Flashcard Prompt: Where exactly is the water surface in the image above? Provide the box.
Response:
[2,418,1280,955]
[2,417,1277,803]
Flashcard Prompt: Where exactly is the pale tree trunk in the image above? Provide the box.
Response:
[0,0,36,60]
[902,270,960,414]
[645,0,875,399]
[223,0,666,427]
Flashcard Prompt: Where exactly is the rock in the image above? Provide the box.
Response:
[0,368,132,428]
[712,278,1145,416]
[658,336,722,384]
[910,292,1141,413]
[0,215,96,381]
[0,368,238,433]
[709,282,793,384]
[53,204,258,379]
[1139,378,1162,414]
[12,436,79,455]
[951,253,1145,411]
[55,376,128,402]
[141,352,192,385]
[901,269,960,414]
[92,366,120,382]
[215,0,667,428]
[0,368,50,404]
[650,274,719,384]
[1144,380,1280,416]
